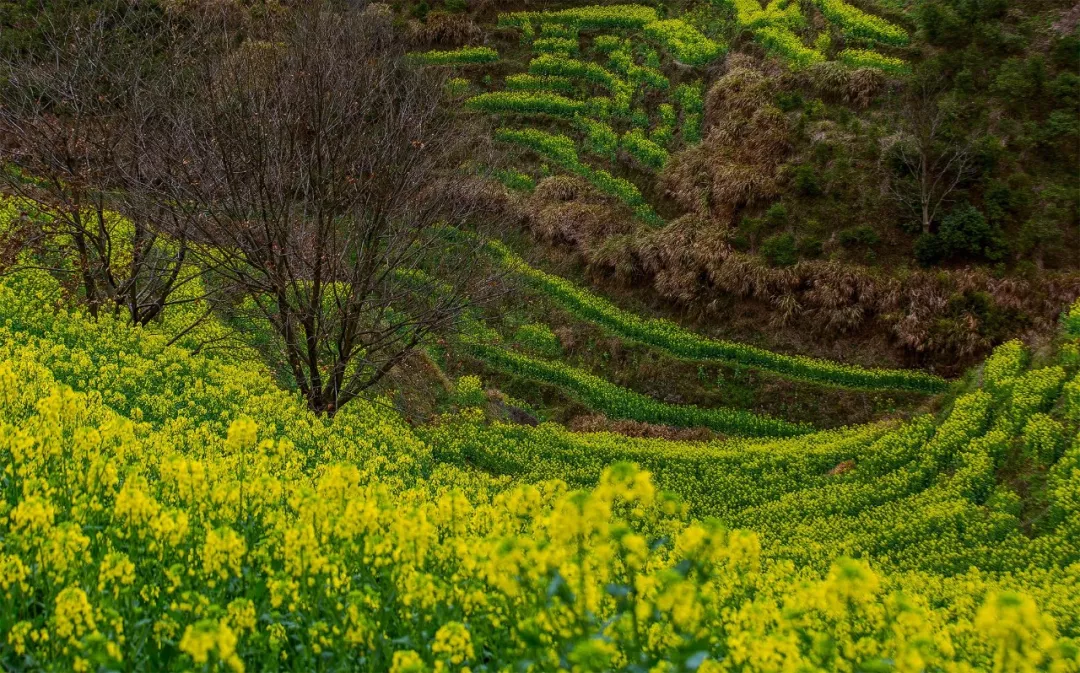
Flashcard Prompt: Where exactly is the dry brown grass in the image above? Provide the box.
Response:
[407,12,483,47]
[660,59,790,220]
[797,62,888,109]
[526,176,635,253]
[577,226,1080,368]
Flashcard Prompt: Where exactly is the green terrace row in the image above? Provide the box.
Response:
[717,0,909,72]
[408,46,499,66]
[484,238,950,393]
[430,335,1080,584]
[7,233,1080,672]
[407,3,909,75]
[464,339,811,437]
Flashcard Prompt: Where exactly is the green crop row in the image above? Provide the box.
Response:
[408,46,499,66]
[607,47,669,90]
[574,115,619,160]
[642,19,726,66]
[466,340,811,437]
[674,82,705,143]
[430,332,1080,585]
[528,54,624,92]
[721,0,803,31]
[621,128,669,170]
[533,36,579,56]
[812,0,909,46]
[491,167,536,192]
[838,48,911,75]
[756,26,825,70]
[650,103,676,145]
[495,127,663,225]
[504,73,577,95]
[465,91,587,118]
[499,5,660,31]
[540,22,579,39]
[484,238,949,393]
[5,195,1080,671]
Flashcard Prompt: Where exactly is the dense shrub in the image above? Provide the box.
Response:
[838,225,881,248]
[761,231,798,266]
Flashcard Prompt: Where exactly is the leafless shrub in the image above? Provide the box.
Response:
[0,10,205,326]
[150,4,504,414]
[883,77,976,234]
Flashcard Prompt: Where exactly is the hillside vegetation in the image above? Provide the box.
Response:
[1,0,1079,670]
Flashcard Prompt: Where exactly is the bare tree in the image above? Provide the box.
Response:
[157,4,502,414]
[0,11,200,325]
[885,78,975,235]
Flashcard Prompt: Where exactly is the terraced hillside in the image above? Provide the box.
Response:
[413,1,910,228]
[2,202,1080,669]
[1,1,1079,670]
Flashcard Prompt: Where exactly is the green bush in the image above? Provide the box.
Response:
[914,232,946,267]
[454,374,487,407]
[937,203,1006,263]
[793,164,823,196]
[513,323,562,358]
[761,232,798,267]
[838,226,880,248]
[465,91,587,118]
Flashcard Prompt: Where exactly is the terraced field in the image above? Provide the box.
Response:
[2,2,1079,670]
